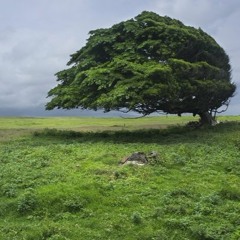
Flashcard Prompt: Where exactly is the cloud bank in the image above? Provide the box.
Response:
[0,0,239,116]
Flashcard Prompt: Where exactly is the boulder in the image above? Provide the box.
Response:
[121,152,148,165]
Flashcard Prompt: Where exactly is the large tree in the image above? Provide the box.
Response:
[46,11,236,124]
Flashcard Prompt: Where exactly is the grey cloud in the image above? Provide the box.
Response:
[0,0,239,115]
[0,26,81,108]
[153,0,239,27]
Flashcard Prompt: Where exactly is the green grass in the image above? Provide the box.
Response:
[0,115,238,130]
[0,115,196,130]
[0,116,240,239]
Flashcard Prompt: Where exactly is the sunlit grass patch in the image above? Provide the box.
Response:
[0,117,240,239]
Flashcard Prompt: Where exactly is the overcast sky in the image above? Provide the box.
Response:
[0,0,239,116]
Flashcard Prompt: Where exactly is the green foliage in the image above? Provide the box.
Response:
[46,11,235,119]
[17,189,37,215]
[63,196,87,213]
[0,117,240,239]
[131,212,143,224]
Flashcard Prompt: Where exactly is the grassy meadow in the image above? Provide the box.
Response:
[0,115,240,239]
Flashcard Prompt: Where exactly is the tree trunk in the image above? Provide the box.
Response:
[199,112,217,126]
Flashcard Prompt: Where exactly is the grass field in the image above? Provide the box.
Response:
[0,115,194,130]
[0,115,240,239]
[0,115,239,130]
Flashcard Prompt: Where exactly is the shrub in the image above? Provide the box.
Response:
[219,186,240,201]
[131,212,142,225]
[63,197,87,213]
[2,184,17,198]
[17,189,37,215]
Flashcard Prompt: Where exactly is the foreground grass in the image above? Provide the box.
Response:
[0,116,240,239]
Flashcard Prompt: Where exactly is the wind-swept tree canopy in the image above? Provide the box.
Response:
[46,11,236,123]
